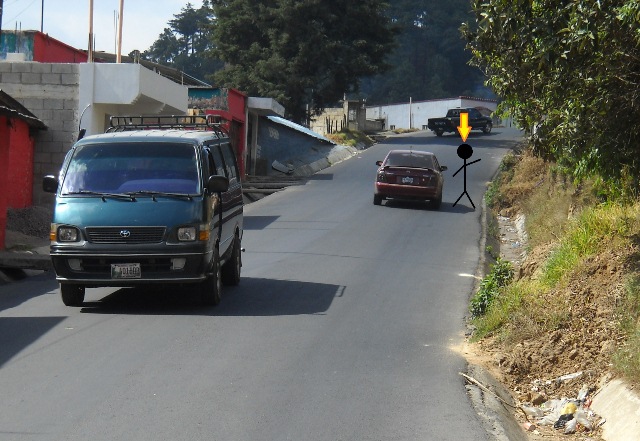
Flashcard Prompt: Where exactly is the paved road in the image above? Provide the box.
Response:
[0,128,522,441]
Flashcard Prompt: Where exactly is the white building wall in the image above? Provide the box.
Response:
[0,61,191,205]
[366,97,498,131]
[79,63,187,135]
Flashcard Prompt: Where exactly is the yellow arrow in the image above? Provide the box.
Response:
[457,112,472,142]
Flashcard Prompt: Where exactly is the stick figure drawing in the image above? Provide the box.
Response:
[452,143,481,209]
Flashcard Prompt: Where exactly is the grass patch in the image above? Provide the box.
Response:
[470,258,514,317]
[325,129,374,148]
[540,204,638,287]
[613,276,640,386]
[391,128,419,134]
[471,279,528,340]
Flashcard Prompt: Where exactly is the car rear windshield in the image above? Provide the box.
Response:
[60,142,200,195]
[385,152,434,169]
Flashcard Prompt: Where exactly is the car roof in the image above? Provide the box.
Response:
[386,149,436,156]
[75,129,226,146]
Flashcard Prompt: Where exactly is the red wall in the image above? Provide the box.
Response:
[0,116,36,250]
[0,116,9,249]
[33,33,88,63]
[6,120,34,208]
[205,89,247,179]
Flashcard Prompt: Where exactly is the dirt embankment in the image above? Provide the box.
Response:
[464,150,636,440]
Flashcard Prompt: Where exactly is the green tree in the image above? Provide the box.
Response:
[210,0,397,123]
[463,0,640,189]
[143,1,222,81]
[363,0,487,104]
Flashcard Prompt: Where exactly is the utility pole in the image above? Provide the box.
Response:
[116,0,123,62]
[40,0,44,32]
[0,0,4,39]
[88,0,93,62]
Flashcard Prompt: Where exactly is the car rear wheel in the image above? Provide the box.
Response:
[200,248,222,306]
[373,194,383,205]
[430,191,442,210]
[222,234,241,286]
[483,123,492,134]
[435,129,444,137]
[60,283,85,306]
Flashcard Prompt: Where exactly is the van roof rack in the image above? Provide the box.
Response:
[106,114,228,137]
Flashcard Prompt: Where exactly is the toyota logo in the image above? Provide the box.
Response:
[120,230,131,238]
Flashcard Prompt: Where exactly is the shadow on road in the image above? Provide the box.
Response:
[380,200,476,213]
[0,272,57,313]
[244,215,280,230]
[0,273,64,368]
[0,316,65,368]
[79,277,342,317]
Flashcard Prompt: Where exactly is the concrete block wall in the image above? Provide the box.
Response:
[310,107,346,136]
[0,62,80,206]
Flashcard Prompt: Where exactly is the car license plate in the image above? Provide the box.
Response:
[401,176,414,184]
[111,263,141,279]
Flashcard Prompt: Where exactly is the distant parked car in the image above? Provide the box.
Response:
[374,149,447,209]
[427,107,493,137]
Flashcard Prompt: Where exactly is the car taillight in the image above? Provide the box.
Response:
[377,172,387,182]
[421,172,434,185]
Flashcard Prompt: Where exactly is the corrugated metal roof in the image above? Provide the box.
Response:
[266,116,335,144]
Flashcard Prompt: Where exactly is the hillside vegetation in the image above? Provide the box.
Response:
[471,147,640,404]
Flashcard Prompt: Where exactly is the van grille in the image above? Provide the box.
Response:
[86,227,166,244]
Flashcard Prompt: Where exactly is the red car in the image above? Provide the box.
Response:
[374,149,447,209]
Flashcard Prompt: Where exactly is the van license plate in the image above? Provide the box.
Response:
[111,263,141,279]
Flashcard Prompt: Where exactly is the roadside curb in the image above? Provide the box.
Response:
[465,364,529,441]
[464,188,529,441]
[591,378,640,440]
[293,144,359,176]
[0,248,52,271]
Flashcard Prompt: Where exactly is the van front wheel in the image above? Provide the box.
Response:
[200,249,222,306]
[60,283,85,306]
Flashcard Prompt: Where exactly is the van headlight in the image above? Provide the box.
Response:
[177,226,197,241]
[57,226,81,242]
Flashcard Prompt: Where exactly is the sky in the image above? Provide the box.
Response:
[1,0,203,55]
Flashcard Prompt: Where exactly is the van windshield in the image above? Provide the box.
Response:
[60,142,200,195]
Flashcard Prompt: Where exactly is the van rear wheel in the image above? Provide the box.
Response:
[60,283,85,306]
[222,235,241,286]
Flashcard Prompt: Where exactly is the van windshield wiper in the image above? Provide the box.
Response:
[64,190,136,201]
[126,190,194,201]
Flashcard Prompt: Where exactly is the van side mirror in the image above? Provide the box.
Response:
[207,175,229,193]
[43,175,59,193]
[440,165,448,172]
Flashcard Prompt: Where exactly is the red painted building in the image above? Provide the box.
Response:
[1,30,88,63]
[0,91,47,249]
[190,88,248,178]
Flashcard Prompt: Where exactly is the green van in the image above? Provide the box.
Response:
[43,116,243,307]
